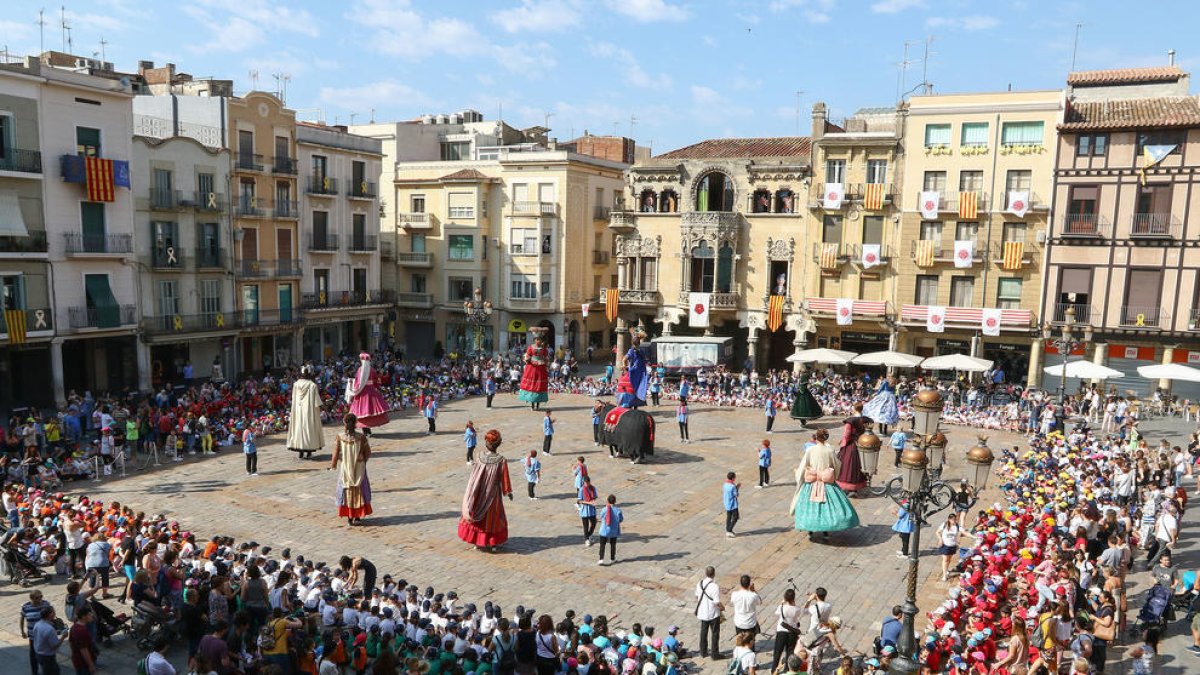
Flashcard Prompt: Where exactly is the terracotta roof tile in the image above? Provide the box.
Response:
[439,168,491,182]
[1067,65,1186,86]
[656,137,811,160]
[1060,97,1200,131]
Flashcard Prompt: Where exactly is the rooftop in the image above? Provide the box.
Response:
[1060,96,1200,131]
[1067,65,1186,87]
[439,168,493,182]
[655,136,811,160]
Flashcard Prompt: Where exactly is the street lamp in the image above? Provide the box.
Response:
[462,287,493,356]
[1041,305,1094,425]
[883,390,995,675]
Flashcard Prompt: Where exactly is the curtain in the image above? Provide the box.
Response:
[1001,122,1044,145]
[84,275,120,328]
[961,123,989,146]
[924,124,951,146]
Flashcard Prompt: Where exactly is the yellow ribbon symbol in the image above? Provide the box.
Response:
[319,291,326,304]
[323,177,331,191]
[173,315,183,331]
[1135,313,1146,327]
[215,313,225,327]
[360,181,367,195]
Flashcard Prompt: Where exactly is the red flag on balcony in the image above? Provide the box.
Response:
[819,243,840,270]
[3,309,26,344]
[767,294,785,332]
[85,157,116,202]
[915,240,936,267]
[863,183,885,210]
[604,288,619,323]
[1002,241,1024,270]
[958,191,978,219]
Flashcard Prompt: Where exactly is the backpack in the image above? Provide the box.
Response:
[258,619,278,651]
[494,635,517,670]
[137,657,149,675]
[726,652,748,675]
[1030,614,1053,648]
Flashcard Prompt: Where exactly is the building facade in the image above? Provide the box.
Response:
[296,122,387,360]
[1044,65,1200,397]
[131,134,235,386]
[896,90,1062,384]
[607,138,813,370]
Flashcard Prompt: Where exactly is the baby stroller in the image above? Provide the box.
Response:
[90,599,131,647]
[3,545,48,586]
[1135,582,1175,633]
[130,601,177,651]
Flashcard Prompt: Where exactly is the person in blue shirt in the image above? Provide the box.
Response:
[889,428,908,468]
[541,411,555,456]
[592,400,604,446]
[649,375,663,407]
[676,402,689,442]
[577,475,599,546]
[523,450,541,500]
[757,440,772,488]
[463,422,477,464]
[678,377,691,404]
[877,606,903,653]
[723,472,740,537]
[765,396,778,433]
[597,494,623,565]
[423,397,438,434]
[604,362,615,384]
[891,503,914,557]
[484,376,497,408]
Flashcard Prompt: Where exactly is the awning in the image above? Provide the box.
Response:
[0,188,29,237]
[84,275,121,329]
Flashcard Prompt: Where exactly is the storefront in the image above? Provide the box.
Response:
[302,319,374,362]
[403,320,436,360]
[982,342,1029,385]
[0,343,54,409]
[446,321,494,357]
[1169,349,1200,401]
[62,335,139,395]
[840,330,890,354]
[240,333,294,374]
[1104,344,1159,398]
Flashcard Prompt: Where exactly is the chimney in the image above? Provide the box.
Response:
[810,101,828,141]
[1168,49,1176,65]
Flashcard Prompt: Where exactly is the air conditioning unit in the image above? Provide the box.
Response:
[1035,230,1047,244]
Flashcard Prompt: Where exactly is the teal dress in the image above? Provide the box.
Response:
[790,443,860,533]
[790,372,823,421]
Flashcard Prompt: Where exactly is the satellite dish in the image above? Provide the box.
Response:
[119,76,131,88]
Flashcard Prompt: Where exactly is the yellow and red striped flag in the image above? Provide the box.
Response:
[85,157,116,202]
[4,309,26,344]
[767,295,785,332]
[915,239,936,267]
[863,183,885,210]
[1002,240,1025,270]
[958,190,978,220]
[819,243,840,269]
[604,288,620,323]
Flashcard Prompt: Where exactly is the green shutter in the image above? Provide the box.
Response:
[84,274,120,328]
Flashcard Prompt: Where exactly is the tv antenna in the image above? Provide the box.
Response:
[272,72,291,103]
[38,9,46,53]
[99,36,107,63]
[59,6,70,53]
[248,69,259,90]
[1070,24,1084,71]
[543,111,554,130]
[349,112,358,125]
[370,108,376,124]
[629,115,638,138]
[794,90,804,135]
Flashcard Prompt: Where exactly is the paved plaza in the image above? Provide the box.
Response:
[1,392,1196,673]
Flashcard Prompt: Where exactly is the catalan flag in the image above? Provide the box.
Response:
[767,295,785,332]
[86,157,116,202]
[819,243,840,270]
[915,239,936,267]
[958,190,978,220]
[1002,240,1025,270]
[605,288,620,323]
[4,309,26,344]
[863,183,885,210]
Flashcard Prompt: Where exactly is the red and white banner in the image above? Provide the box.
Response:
[981,308,1002,337]
[919,191,940,219]
[861,244,881,268]
[926,305,946,333]
[1006,191,1029,218]
[835,298,854,326]
[953,240,974,268]
[688,292,711,328]
[822,183,844,210]
[581,303,590,318]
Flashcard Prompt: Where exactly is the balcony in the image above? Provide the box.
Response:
[348,181,376,199]
[512,201,556,215]
[1118,305,1167,329]
[348,235,378,253]
[275,259,303,277]
[0,231,49,255]
[195,247,226,269]
[676,291,739,310]
[380,238,395,260]
[396,292,434,308]
[680,211,742,232]
[507,297,555,312]
[307,175,338,196]
[1060,214,1109,238]
[237,259,271,278]
[235,153,264,172]
[598,288,661,308]
[594,205,612,221]
[989,240,1037,267]
[0,148,43,175]
[301,289,395,310]
[593,250,611,265]
[140,312,239,337]
[806,298,888,319]
[608,211,638,233]
[509,242,548,257]
[1129,213,1180,238]
[150,247,186,270]
[236,197,268,218]
[149,188,182,210]
[395,251,433,267]
[0,307,53,337]
[909,239,988,264]
[68,305,136,330]
[272,156,298,175]
[194,191,226,212]
[64,233,133,256]
[910,190,989,215]
[900,304,1034,331]
[811,183,895,209]
[846,243,893,268]
[273,200,299,219]
[812,242,850,269]
[400,213,434,229]
[1049,303,1096,325]
[241,309,300,329]
[307,233,339,252]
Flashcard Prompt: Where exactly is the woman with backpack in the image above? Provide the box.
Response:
[260,606,302,673]
[492,617,519,675]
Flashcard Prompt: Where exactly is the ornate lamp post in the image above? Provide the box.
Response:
[883,390,995,675]
[1041,305,1093,426]
[462,287,493,357]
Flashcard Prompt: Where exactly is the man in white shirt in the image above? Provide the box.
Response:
[694,566,723,660]
[804,587,831,634]
[730,574,763,638]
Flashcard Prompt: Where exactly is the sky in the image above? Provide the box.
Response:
[1,0,1197,155]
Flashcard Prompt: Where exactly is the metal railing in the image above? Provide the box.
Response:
[64,233,133,254]
[1061,214,1108,237]
[1119,306,1166,328]
[0,307,52,333]
[141,312,239,335]
[68,304,136,329]
[194,191,225,211]
[195,247,226,269]
[0,148,43,174]
[395,251,432,265]
[1129,213,1179,238]
[400,213,434,228]
[845,243,893,263]
[236,197,267,217]
[1049,303,1095,325]
[274,259,303,277]
[301,290,394,309]
[348,181,376,198]
[812,241,848,262]
[133,114,224,149]
[272,156,298,174]
[149,188,180,210]
[593,250,610,265]
[241,309,300,328]
[348,235,377,252]
[151,247,186,269]
[0,231,49,253]
[594,205,612,221]
[307,175,338,195]
[512,201,556,215]
[598,288,660,305]
[307,233,339,252]
[237,259,271,278]
[396,292,434,307]
[676,291,739,308]
[273,200,299,218]
[609,211,637,231]
[235,153,264,172]
[1190,308,1200,330]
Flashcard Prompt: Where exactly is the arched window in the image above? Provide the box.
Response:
[659,189,679,213]
[752,189,772,213]
[690,241,715,292]
[695,171,734,212]
[717,244,734,293]
[639,189,658,213]
[775,189,795,213]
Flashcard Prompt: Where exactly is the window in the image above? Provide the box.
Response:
[862,216,884,246]
[0,114,10,161]
[312,211,330,246]
[866,159,887,184]
[541,234,552,255]
[919,221,942,241]
[958,170,984,193]
[540,280,551,298]
[689,242,715,293]
[197,172,214,199]
[76,127,101,157]
[447,191,474,219]
[351,160,366,189]
[1000,121,1044,146]
[824,159,845,184]
[510,228,538,254]
[1136,131,1185,155]
[1057,267,1092,322]
[278,284,293,322]
[237,130,254,158]
[960,122,989,147]
[1,274,25,310]
[448,234,474,260]
[922,171,947,193]
[411,195,426,213]
[1066,186,1098,233]
[1076,134,1108,157]
[510,275,537,299]
[821,215,842,244]
[1002,222,1026,243]
[1005,170,1031,192]
[80,202,106,252]
[955,222,978,240]
[312,155,327,180]
[151,221,180,266]
[441,142,470,161]
[752,189,772,213]
[352,213,367,248]
[411,233,426,253]
[152,168,173,207]
[352,268,367,295]
[157,280,179,318]
[996,278,1023,309]
[198,223,220,266]
[924,124,951,147]
[717,244,734,293]
[915,275,938,305]
[637,258,657,291]
[411,274,427,293]
[242,285,259,323]
[314,269,329,297]
[695,171,734,212]
[1123,269,1163,315]
[949,277,975,307]
[199,280,221,317]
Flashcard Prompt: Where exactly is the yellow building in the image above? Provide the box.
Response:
[895,90,1063,383]
[607,138,813,370]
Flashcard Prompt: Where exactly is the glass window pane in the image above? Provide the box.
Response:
[924,124,950,146]
[1001,121,1044,146]
[960,122,989,146]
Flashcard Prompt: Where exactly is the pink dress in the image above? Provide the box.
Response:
[348,359,390,428]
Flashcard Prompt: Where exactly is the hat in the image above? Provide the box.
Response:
[666,625,678,634]
[584,614,594,624]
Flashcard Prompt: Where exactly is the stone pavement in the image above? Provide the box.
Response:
[0,394,1194,674]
